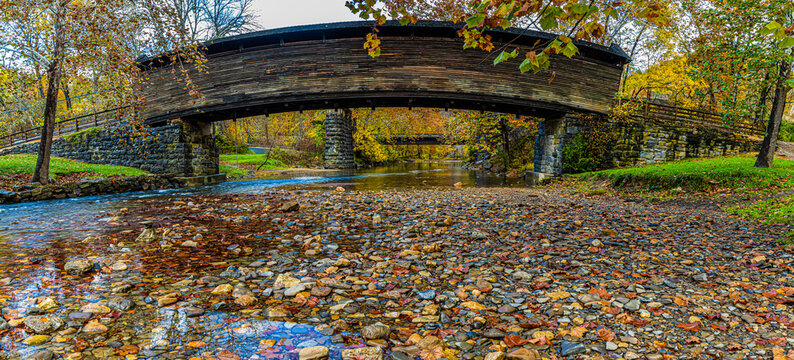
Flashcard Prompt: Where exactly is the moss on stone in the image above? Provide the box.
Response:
[62,126,104,145]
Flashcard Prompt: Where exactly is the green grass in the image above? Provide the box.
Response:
[729,194,794,224]
[219,164,250,178]
[219,154,287,170]
[0,154,147,179]
[578,154,794,192]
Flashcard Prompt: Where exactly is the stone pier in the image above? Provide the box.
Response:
[324,109,355,169]
[534,115,569,176]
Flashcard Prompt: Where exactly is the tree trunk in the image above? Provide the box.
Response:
[755,60,791,169]
[61,78,72,110]
[754,71,771,125]
[33,2,66,185]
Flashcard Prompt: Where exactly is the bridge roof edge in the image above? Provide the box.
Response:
[138,20,630,68]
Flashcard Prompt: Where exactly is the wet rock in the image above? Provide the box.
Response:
[281,201,300,212]
[108,297,135,312]
[285,285,306,297]
[341,347,382,360]
[25,315,64,334]
[183,306,205,317]
[484,328,506,339]
[512,271,532,281]
[136,228,158,243]
[361,322,390,340]
[274,273,300,288]
[417,290,436,300]
[80,303,111,314]
[484,352,506,360]
[334,258,351,267]
[606,341,618,351]
[68,312,93,321]
[111,261,128,271]
[22,334,51,346]
[181,240,198,248]
[82,320,108,333]
[507,348,540,360]
[212,284,233,295]
[0,317,9,330]
[33,349,54,360]
[299,346,329,360]
[64,259,94,275]
[693,273,708,282]
[560,340,586,356]
[37,297,59,311]
[234,295,257,306]
[311,287,332,297]
[157,294,178,306]
[625,299,641,312]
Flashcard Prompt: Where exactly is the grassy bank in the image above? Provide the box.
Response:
[0,154,148,189]
[575,155,794,242]
[219,154,288,179]
[578,154,794,193]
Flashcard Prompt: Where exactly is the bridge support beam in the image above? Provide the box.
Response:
[324,109,355,169]
[177,119,220,177]
[534,115,569,176]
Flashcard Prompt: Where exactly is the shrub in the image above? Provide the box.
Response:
[562,134,598,173]
[780,121,794,142]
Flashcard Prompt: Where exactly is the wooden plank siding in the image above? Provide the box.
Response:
[140,21,628,124]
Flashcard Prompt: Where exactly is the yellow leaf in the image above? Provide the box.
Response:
[571,326,588,338]
[547,291,570,300]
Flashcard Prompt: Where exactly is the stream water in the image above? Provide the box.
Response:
[0,162,530,359]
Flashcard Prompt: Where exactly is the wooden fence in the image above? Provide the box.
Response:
[619,98,766,137]
[0,107,129,151]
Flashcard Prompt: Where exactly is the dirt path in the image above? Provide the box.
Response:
[778,141,794,160]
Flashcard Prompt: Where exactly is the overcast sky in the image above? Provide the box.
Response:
[251,0,361,30]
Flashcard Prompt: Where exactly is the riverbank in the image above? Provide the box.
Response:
[0,154,149,191]
[572,154,794,230]
[1,184,792,360]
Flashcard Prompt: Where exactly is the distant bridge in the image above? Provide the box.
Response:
[378,134,464,146]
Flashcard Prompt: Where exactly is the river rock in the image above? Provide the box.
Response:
[624,299,641,312]
[507,348,540,360]
[361,322,390,340]
[0,317,9,330]
[212,284,233,295]
[284,285,306,297]
[484,328,506,339]
[136,228,158,243]
[281,201,300,212]
[484,352,506,360]
[274,273,300,288]
[111,261,128,271]
[37,297,59,311]
[33,349,55,360]
[82,320,108,333]
[22,334,51,346]
[311,286,332,297]
[299,346,329,360]
[80,303,111,314]
[108,297,135,312]
[235,295,257,306]
[64,259,94,275]
[560,340,586,356]
[25,315,64,334]
[341,347,382,360]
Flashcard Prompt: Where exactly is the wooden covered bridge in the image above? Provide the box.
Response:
[135,20,629,175]
[9,21,756,178]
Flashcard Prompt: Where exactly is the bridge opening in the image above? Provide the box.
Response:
[207,106,548,177]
